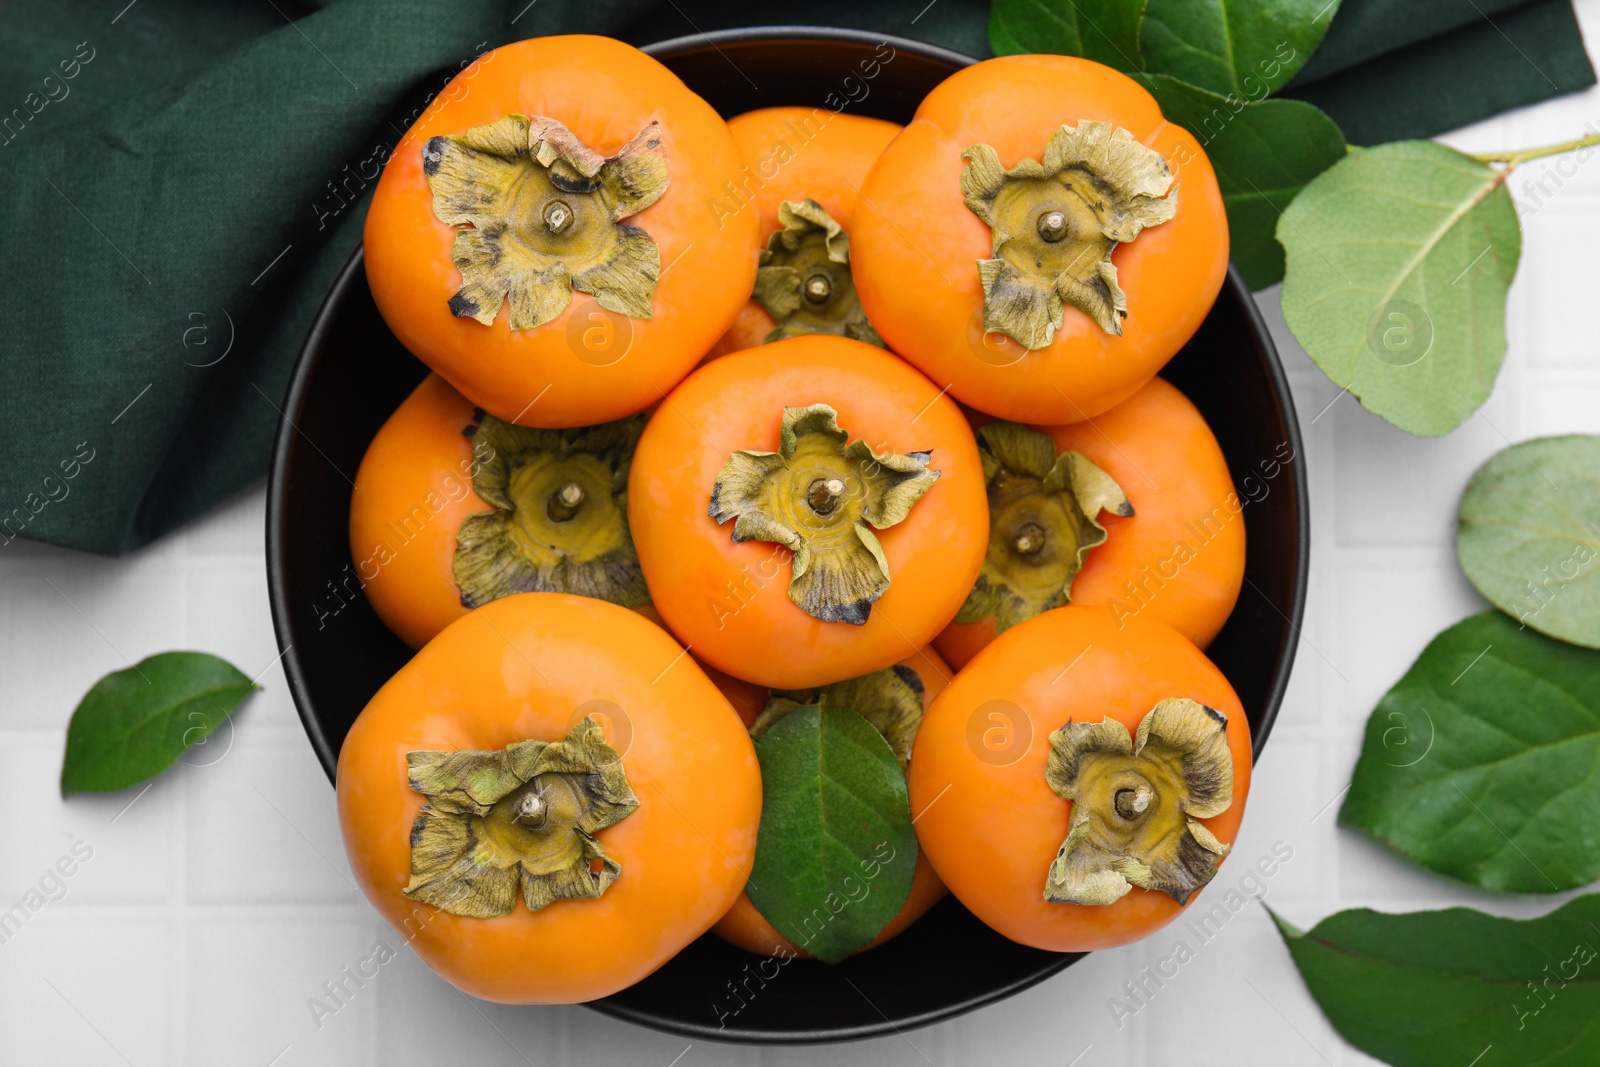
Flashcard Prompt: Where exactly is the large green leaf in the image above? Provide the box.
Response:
[1141,0,1339,98]
[1278,140,1522,436]
[1341,611,1600,893]
[1275,898,1600,1066]
[61,651,256,794]
[1459,435,1600,649]
[1140,75,1346,288]
[746,705,917,963]
[989,0,1146,70]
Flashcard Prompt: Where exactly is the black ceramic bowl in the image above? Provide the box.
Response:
[266,26,1307,1045]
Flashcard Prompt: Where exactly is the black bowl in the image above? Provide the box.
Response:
[266,26,1308,1046]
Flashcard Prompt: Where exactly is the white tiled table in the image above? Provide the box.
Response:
[5,17,1600,1064]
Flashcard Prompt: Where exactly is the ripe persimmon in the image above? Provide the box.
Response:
[349,374,649,650]
[336,593,762,1003]
[708,108,902,355]
[935,376,1245,668]
[365,35,759,429]
[851,54,1228,424]
[710,648,953,957]
[628,335,987,689]
[909,606,1252,952]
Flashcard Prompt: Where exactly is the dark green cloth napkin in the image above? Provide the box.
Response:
[0,0,1590,555]
[1284,0,1596,144]
[0,0,646,556]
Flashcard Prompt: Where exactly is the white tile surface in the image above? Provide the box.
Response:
[8,7,1600,1061]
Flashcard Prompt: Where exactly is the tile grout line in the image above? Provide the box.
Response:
[175,552,192,1067]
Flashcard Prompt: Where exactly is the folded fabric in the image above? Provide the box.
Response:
[1284,0,1596,144]
[0,0,1590,555]
[0,0,648,556]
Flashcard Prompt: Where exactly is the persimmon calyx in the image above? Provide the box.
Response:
[961,121,1177,347]
[402,717,639,917]
[1044,698,1233,907]
[751,664,926,768]
[955,421,1132,633]
[751,200,883,347]
[708,404,939,625]
[423,114,669,330]
[454,412,649,611]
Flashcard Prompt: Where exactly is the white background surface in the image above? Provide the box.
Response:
[6,9,1600,1066]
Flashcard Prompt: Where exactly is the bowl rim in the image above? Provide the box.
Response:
[265,24,1309,1045]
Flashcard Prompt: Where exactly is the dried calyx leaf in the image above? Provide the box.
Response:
[955,421,1131,633]
[751,663,926,768]
[403,717,638,917]
[1044,698,1232,906]
[961,121,1177,347]
[708,404,939,625]
[423,114,669,330]
[751,200,883,346]
[454,412,648,610]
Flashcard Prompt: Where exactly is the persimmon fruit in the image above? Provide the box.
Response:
[628,334,987,689]
[909,606,1252,952]
[709,108,902,355]
[365,35,759,429]
[336,593,762,1003]
[935,376,1245,668]
[350,373,649,650]
[851,54,1229,424]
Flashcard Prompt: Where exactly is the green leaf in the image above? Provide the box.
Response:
[989,0,1146,70]
[1459,435,1600,649]
[1278,140,1522,436]
[1140,0,1339,98]
[1138,75,1346,288]
[61,652,256,794]
[1274,897,1600,1066]
[1341,611,1600,893]
[745,705,917,963]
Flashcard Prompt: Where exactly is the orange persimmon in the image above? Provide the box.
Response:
[711,648,953,957]
[365,35,759,429]
[709,108,902,355]
[851,54,1228,424]
[935,376,1245,669]
[628,335,987,689]
[350,374,650,650]
[909,606,1252,952]
[337,593,761,1003]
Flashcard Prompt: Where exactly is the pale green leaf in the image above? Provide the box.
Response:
[1459,435,1600,648]
[1278,141,1521,436]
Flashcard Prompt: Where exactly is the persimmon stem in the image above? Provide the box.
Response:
[543,199,575,235]
[1013,522,1046,556]
[1471,131,1600,168]
[402,719,637,917]
[807,477,846,515]
[513,787,548,827]
[1113,785,1153,819]
[454,414,650,612]
[1037,209,1069,243]
[708,404,938,626]
[548,482,586,522]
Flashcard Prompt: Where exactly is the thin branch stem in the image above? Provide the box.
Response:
[1471,131,1600,167]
